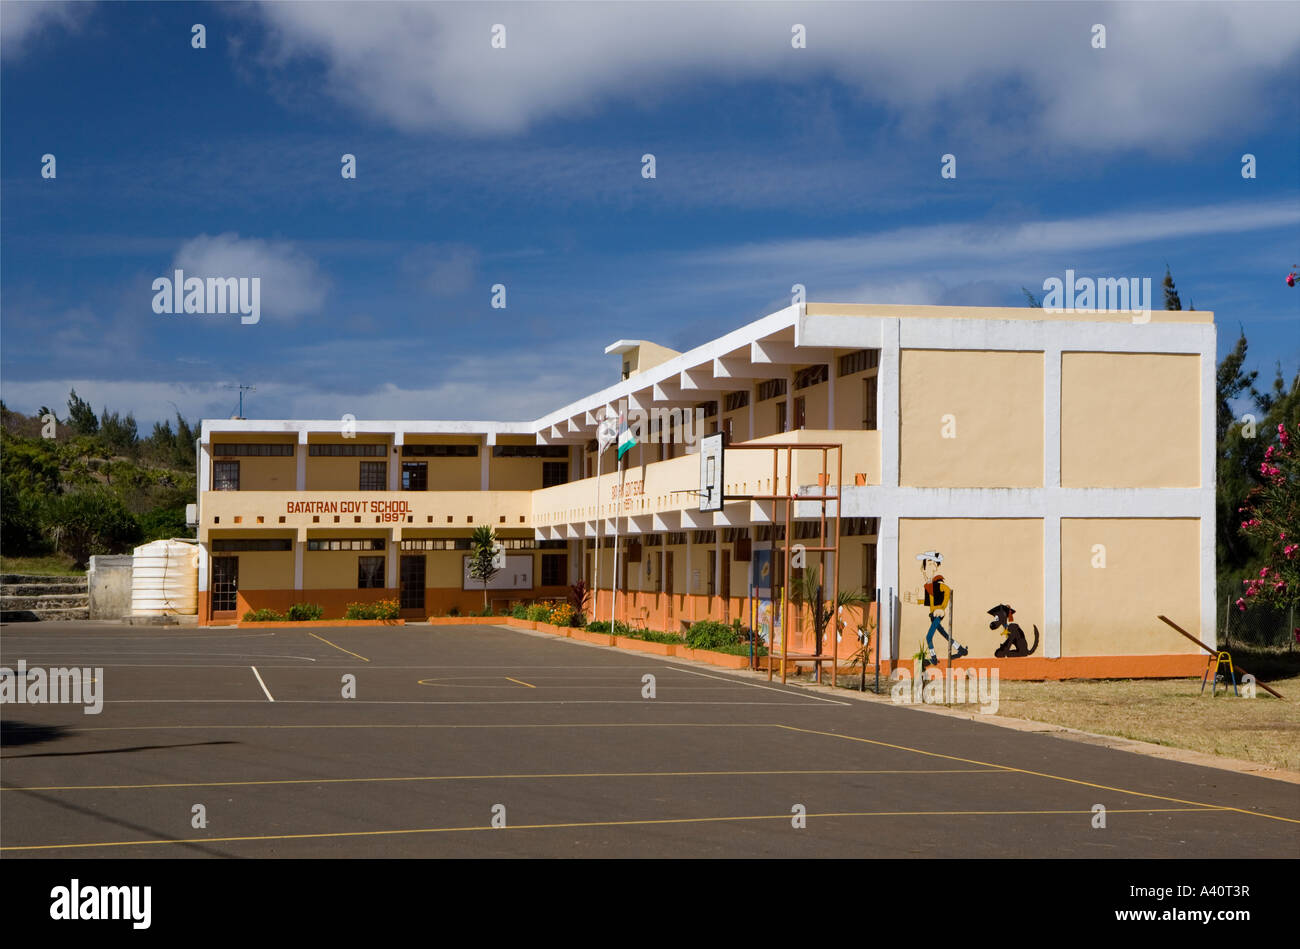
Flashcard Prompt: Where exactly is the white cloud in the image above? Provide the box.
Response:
[171,233,328,322]
[246,2,1300,148]
[0,1,84,60]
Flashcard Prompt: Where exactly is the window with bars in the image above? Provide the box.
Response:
[756,378,786,402]
[699,401,718,419]
[724,390,750,412]
[402,444,478,457]
[402,462,428,491]
[492,445,568,457]
[308,539,386,551]
[309,443,387,456]
[838,349,880,376]
[542,461,568,487]
[214,461,240,491]
[842,517,880,536]
[360,461,387,491]
[664,532,687,546]
[213,443,294,457]
[693,530,717,544]
[357,556,385,588]
[212,539,292,552]
[540,553,566,586]
[793,364,828,390]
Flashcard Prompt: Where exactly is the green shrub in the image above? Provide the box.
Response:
[344,599,400,621]
[685,619,740,650]
[525,604,551,622]
[286,602,323,621]
[448,606,461,617]
[712,641,767,657]
[639,629,687,645]
[585,620,610,632]
[243,608,286,622]
[510,603,529,619]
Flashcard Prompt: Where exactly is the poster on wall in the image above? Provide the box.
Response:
[752,548,778,646]
[462,554,533,590]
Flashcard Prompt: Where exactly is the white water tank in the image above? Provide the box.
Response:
[131,540,198,615]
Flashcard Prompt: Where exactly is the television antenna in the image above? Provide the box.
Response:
[223,383,256,418]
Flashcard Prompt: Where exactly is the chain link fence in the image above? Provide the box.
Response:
[1220,597,1298,650]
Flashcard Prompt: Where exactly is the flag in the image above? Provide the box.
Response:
[617,408,636,460]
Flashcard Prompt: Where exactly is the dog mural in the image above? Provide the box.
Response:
[987,604,1039,657]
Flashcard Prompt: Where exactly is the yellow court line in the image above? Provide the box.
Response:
[4,768,1006,792]
[0,807,1229,852]
[503,676,535,689]
[65,722,772,733]
[308,633,369,663]
[774,724,1300,826]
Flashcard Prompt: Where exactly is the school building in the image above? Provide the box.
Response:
[197,301,1216,676]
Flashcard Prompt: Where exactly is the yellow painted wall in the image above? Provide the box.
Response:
[1060,353,1200,488]
[897,518,1043,658]
[212,456,296,490]
[489,458,553,491]
[304,544,388,589]
[1060,518,1201,655]
[723,407,751,442]
[797,381,829,429]
[833,371,877,430]
[224,549,295,591]
[899,350,1044,488]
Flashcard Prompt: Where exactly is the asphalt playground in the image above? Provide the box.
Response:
[2,621,1297,858]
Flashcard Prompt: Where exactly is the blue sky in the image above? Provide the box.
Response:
[2,1,1297,427]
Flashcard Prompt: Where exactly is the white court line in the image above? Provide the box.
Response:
[671,666,851,706]
[99,699,826,707]
[250,666,275,702]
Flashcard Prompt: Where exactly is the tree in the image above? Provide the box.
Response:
[1162,266,1182,310]
[1237,417,1299,610]
[43,488,141,568]
[1021,287,1042,308]
[66,389,98,436]
[791,569,871,657]
[468,525,501,610]
[99,408,138,456]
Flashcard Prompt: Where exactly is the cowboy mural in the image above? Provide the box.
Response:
[913,550,968,666]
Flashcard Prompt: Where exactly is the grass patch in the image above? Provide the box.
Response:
[990,674,1300,772]
[0,554,86,576]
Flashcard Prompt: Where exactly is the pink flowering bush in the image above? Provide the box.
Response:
[1237,423,1299,610]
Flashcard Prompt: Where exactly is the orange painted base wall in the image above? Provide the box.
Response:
[201,586,571,624]
[856,654,1207,680]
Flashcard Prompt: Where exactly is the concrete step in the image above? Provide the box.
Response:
[1,607,90,622]
[0,574,88,586]
[1,581,89,596]
[1,594,91,610]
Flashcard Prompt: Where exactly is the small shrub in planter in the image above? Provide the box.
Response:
[548,602,576,627]
[243,608,286,622]
[584,620,610,633]
[344,599,401,621]
[286,602,324,622]
[686,620,741,651]
[448,606,461,617]
[510,603,529,619]
[526,603,552,623]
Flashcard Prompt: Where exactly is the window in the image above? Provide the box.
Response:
[542,462,568,488]
[838,349,880,377]
[757,378,786,402]
[724,391,750,412]
[402,444,477,457]
[794,396,806,430]
[308,539,385,551]
[776,401,788,433]
[493,445,568,458]
[213,539,292,552]
[707,549,717,597]
[723,416,734,442]
[699,401,718,419]
[214,461,240,491]
[402,462,427,491]
[211,557,238,612]
[358,556,385,588]
[842,517,879,536]
[213,443,293,457]
[309,443,386,456]
[863,379,878,430]
[863,542,878,594]
[360,461,387,491]
[793,364,828,390]
[541,553,566,586]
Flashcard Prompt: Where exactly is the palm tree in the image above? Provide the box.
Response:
[468,525,500,610]
[791,570,871,657]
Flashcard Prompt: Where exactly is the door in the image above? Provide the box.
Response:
[400,555,426,610]
[212,556,238,612]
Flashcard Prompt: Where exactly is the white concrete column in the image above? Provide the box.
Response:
[198,440,212,493]
[877,514,899,660]
[293,540,304,592]
[388,431,403,491]
[386,529,399,589]
[1044,516,1061,658]
[481,433,493,491]
[296,431,307,491]
[879,320,901,488]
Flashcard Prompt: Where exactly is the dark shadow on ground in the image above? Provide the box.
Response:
[0,720,69,748]
[3,740,237,760]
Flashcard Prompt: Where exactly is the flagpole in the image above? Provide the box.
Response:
[611,452,623,630]
[593,438,602,618]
